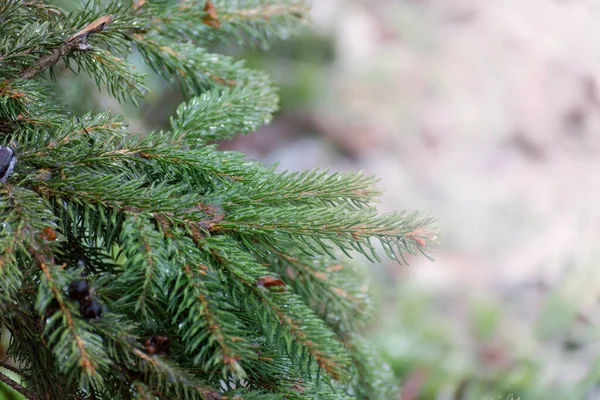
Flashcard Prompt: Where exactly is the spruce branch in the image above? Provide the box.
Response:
[263,247,371,334]
[0,369,38,400]
[167,236,257,380]
[36,262,102,378]
[0,362,25,377]
[0,0,434,397]
[20,15,114,79]
[19,1,63,19]
[221,3,309,21]
[130,348,223,400]
[204,236,352,382]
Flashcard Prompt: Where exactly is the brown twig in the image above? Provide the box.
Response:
[0,362,25,377]
[0,369,38,400]
[20,15,113,80]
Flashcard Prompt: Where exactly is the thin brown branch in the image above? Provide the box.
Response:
[0,362,25,377]
[0,369,38,400]
[222,4,309,21]
[21,1,63,17]
[20,15,113,80]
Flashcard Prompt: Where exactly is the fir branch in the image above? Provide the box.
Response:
[0,78,67,139]
[0,22,54,67]
[2,313,77,399]
[16,112,127,161]
[19,1,64,20]
[32,172,182,213]
[214,0,311,48]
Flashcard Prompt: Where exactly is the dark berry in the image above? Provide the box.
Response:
[67,280,89,301]
[0,146,16,183]
[44,298,60,317]
[79,299,102,319]
[145,335,170,356]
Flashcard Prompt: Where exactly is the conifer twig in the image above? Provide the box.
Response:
[20,15,113,79]
[0,370,37,400]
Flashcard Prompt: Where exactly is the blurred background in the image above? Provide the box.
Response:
[5,0,600,398]
[232,1,600,398]
[229,1,600,398]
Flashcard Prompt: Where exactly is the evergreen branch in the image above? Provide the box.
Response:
[50,197,125,260]
[0,369,37,400]
[117,215,172,314]
[0,0,437,396]
[86,142,254,185]
[168,236,256,379]
[220,3,309,21]
[37,262,101,378]
[20,1,64,18]
[344,337,398,400]
[2,314,77,399]
[0,0,23,30]
[214,0,311,48]
[16,112,126,161]
[32,172,183,212]
[205,236,352,381]
[0,186,56,298]
[215,205,437,264]
[223,169,382,209]
[61,2,143,59]
[0,78,67,140]
[131,348,223,400]
[170,80,278,143]
[175,264,248,378]
[0,22,54,67]
[0,1,62,40]
[0,80,34,104]
[20,15,114,80]
[143,0,310,48]
[263,247,371,334]
[133,38,243,97]
[64,49,147,104]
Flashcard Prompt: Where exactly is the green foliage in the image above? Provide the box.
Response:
[0,1,437,399]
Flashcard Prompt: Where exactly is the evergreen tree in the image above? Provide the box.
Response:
[0,1,437,399]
